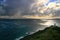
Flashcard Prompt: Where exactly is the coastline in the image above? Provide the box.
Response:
[20,25,60,40]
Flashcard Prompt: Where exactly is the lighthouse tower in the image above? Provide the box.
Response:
[54,23,56,26]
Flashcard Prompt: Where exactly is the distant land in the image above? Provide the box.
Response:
[20,25,60,40]
[0,16,60,19]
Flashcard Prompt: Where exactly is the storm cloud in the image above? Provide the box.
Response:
[2,0,36,16]
[0,0,60,18]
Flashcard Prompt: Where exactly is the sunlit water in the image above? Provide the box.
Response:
[0,19,60,40]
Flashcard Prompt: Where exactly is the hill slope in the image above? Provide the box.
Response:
[20,25,60,40]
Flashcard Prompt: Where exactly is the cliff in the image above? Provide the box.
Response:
[20,25,60,40]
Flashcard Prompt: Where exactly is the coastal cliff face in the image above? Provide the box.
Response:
[20,26,60,40]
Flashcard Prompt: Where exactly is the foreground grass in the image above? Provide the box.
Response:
[20,25,60,40]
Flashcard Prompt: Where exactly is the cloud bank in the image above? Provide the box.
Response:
[0,0,60,18]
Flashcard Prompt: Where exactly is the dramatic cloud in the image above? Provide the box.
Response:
[0,0,34,16]
[5,0,36,16]
[0,0,60,18]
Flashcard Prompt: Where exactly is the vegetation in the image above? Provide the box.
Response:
[20,25,60,40]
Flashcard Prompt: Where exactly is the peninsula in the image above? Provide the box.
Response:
[20,25,60,40]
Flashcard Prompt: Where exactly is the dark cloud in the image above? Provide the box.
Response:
[5,0,35,16]
[0,0,36,16]
[0,0,60,17]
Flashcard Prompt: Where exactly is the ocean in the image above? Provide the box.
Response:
[0,19,60,40]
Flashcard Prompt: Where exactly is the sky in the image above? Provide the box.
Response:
[0,0,60,18]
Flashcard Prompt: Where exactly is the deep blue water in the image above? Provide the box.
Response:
[0,19,60,40]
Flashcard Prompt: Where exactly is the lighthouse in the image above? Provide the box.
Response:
[54,23,56,26]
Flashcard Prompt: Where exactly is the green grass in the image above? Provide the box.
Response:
[20,25,60,40]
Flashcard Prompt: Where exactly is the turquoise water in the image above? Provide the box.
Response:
[0,19,60,40]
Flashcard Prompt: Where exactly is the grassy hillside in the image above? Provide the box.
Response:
[20,25,60,40]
